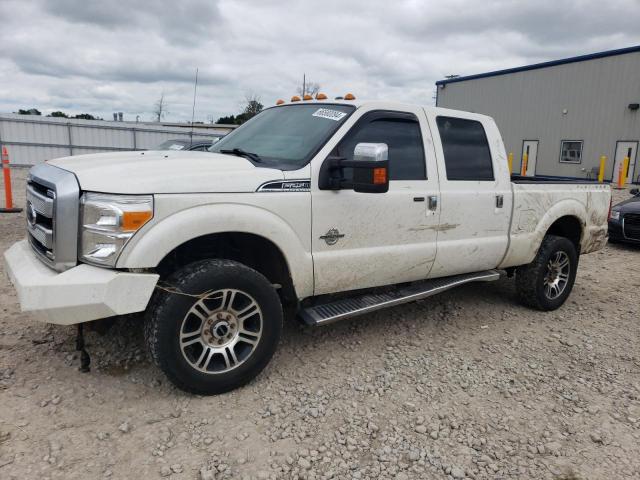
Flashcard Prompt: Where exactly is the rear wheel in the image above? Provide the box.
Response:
[145,259,283,395]
[515,235,578,311]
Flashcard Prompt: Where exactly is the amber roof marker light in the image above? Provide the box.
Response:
[344,93,356,100]
[291,95,301,102]
[316,93,327,100]
[303,94,313,100]
[276,99,285,105]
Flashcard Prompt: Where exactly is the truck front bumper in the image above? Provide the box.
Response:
[3,240,159,325]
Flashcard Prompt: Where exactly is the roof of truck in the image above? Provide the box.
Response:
[271,98,493,120]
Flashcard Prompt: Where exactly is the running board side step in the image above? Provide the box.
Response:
[300,270,501,326]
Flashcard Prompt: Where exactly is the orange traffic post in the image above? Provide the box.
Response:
[507,152,513,174]
[1,146,22,213]
[521,152,528,176]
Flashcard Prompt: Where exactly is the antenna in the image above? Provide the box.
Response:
[190,67,199,147]
[302,73,306,97]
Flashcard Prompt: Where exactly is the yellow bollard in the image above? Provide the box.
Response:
[622,156,630,185]
[598,155,606,183]
[508,152,513,174]
[521,152,528,176]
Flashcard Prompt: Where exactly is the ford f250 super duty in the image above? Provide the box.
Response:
[4,98,611,395]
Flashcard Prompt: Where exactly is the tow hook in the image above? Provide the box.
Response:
[75,323,91,373]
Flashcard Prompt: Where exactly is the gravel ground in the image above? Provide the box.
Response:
[1,167,640,480]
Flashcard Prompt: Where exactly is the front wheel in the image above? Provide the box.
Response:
[145,259,283,395]
[515,235,578,311]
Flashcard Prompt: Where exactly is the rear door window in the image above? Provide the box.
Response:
[436,116,494,181]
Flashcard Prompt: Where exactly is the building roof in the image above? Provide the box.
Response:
[436,45,640,86]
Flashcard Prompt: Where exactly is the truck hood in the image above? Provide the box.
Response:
[47,151,284,194]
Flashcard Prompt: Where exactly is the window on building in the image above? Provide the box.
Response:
[334,111,426,181]
[560,140,583,164]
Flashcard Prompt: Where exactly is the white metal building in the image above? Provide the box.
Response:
[0,113,236,165]
[436,45,640,184]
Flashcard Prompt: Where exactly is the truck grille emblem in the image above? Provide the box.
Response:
[26,201,37,227]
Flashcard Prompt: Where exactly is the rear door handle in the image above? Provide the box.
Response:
[428,195,438,211]
[496,195,504,208]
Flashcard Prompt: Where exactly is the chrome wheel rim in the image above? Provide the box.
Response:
[179,289,262,374]
[543,251,570,300]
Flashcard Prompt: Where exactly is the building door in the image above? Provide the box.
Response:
[521,140,538,177]
[613,141,638,184]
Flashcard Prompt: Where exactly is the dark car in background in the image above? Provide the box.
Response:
[609,188,640,245]
[153,137,222,152]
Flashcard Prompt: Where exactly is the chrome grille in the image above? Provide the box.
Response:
[28,222,53,249]
[26,164,80,271]
[26,183,54,217]
[26,178,55,259]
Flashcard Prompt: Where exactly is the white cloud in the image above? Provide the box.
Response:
[1,0,639,122]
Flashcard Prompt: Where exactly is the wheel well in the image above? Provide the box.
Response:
[546,216,582,251]
[156,232,297,308]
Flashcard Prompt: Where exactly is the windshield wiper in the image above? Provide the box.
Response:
[220,148,263,163]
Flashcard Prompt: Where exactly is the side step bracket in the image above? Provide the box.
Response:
[300,270,501,326]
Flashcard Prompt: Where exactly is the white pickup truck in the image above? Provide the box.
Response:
[4,98,610,395]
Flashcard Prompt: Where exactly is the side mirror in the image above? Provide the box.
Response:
[319,143,389,193]
[630,188,639,196]
[351,143,389,193]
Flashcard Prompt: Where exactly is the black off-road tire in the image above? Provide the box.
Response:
[515,235,578,311]
[144,259,283,395]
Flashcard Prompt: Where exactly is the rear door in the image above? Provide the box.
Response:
[424,111,512,277]
[310,105,440,295]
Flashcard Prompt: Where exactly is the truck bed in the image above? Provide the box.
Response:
[499,180,611,269]
[511,174,600,185]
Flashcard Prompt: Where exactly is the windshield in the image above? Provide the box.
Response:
[209,103,355,169]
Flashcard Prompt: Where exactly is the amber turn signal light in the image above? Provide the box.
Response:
[122,211,152,231]
[373,167,387,185]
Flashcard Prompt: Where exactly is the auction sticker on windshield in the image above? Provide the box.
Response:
[312,108,347,121]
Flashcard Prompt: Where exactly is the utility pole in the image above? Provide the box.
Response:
[189,67,199,147]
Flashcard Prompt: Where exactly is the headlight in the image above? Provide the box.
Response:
[610,210,620,221]
[80,192,153,266]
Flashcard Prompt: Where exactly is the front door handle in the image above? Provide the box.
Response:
[428,195,438,211]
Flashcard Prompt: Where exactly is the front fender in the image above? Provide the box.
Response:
[117,201,313,298]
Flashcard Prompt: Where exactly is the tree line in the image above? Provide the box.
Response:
[15,108,100,120]
[14,79,321,126]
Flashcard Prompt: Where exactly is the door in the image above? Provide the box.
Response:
[425,113,512,278]
[612,141,638,185]
[521,140,538,177]
[311,106,440,296]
